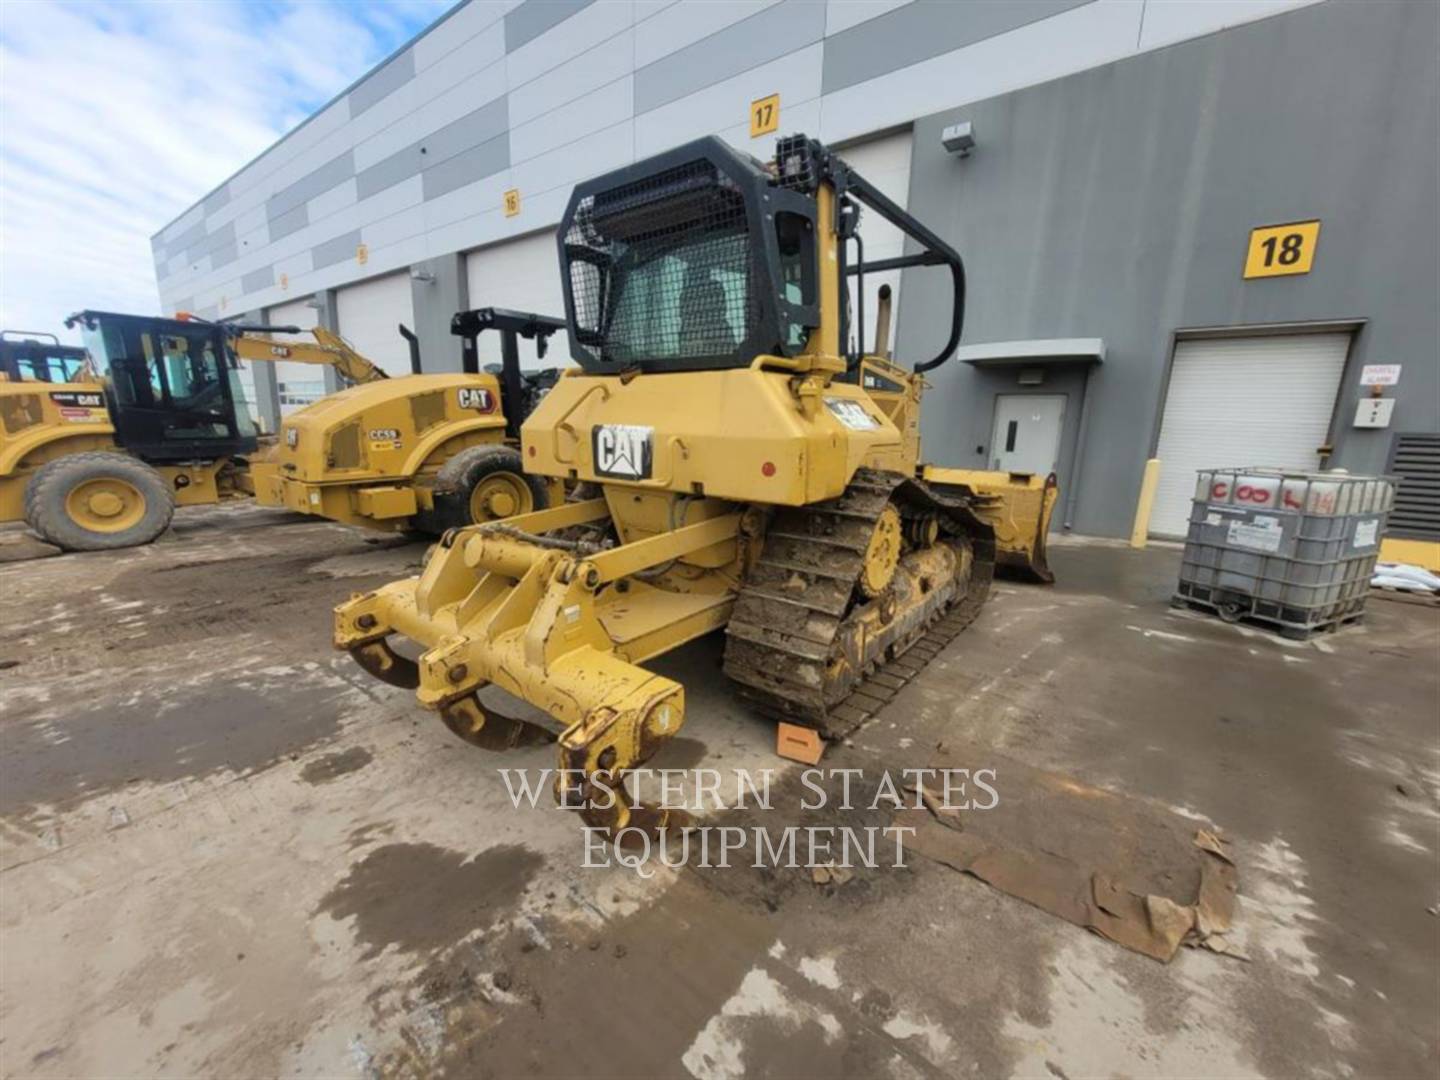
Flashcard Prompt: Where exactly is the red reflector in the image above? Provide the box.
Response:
[527,445,536,457]
[761,461,776,477]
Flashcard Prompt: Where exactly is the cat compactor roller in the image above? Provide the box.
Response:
[336,135,1056,833]
[244,307,567,534]
[0,309,566,551]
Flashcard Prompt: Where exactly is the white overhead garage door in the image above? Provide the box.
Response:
[834,128,912,358]
[336,272,416,379]
[1149,332,1351,536]
[466,231,567,370]
[265,298,322,417]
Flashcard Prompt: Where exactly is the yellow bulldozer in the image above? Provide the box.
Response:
[335,134,1057,835]
[0,308,565,551]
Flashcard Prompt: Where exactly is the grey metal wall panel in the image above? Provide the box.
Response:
[505,0,594,53]
[356,96,508,202]
[312,229,364,270]
[241,266,276,293]
[898,0,1439,537]
[266,151,355,221]
[210,241,238,269]
[185,221,235,263]
[166,220,208,259]
[348,48,416,117]
[822,0,1093,95]
[634,0,826,114]
[203,184,231,216]
[357,144,421,201]
[268,203,309,242]
[424,94,509,164]
[421,135,510,200]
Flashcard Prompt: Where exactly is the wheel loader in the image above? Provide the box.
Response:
[0,308,565,551]
[335,134,1057,835]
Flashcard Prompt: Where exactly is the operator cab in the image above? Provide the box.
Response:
[64,310,259,461]
[557,134,964,377]
[0,331,90,383]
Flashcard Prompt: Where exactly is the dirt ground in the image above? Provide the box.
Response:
[1,503,1436,1079]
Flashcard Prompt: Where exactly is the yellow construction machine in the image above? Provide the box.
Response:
[335,135,1056,833]
[227,320,393,388]
[239,308,567,533]
[0,308,565,550]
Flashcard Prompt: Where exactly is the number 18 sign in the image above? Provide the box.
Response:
[1244,219,1320,279]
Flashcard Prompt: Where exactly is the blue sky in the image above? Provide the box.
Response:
[0,0,451,339]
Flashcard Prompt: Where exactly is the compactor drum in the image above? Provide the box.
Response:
[336,135,1057,834]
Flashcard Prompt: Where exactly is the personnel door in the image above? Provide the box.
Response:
[990,394,1065,475]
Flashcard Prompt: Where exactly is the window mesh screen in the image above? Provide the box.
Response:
[564,160,762,366]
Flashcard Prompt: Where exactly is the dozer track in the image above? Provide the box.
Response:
[723,468,996,738]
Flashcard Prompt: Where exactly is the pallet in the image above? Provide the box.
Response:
[1171,595,1366,641]
[1370,585,1440,608]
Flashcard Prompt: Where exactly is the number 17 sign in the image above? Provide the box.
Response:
[750,93,779,138]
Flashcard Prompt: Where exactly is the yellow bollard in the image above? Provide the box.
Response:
[1130,458,1162,549]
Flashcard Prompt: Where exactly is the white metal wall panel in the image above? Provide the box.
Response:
[265,299,323,416]
[1150,332,1350,536]
[335,272,418,378]
[465,231,567,369]
[152,0,1331,318]
[836,129,912,357]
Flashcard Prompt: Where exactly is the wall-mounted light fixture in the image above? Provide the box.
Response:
[411,267,436,284]
[942,120,975,157]
[304,297,324,310]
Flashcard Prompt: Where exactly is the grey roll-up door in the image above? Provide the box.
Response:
[1386,433,1440,540]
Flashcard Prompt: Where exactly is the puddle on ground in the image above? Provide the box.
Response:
[317,842,543,960]
[301,747,374,784]
[0,679,352,820]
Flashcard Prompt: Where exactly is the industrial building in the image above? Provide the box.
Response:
[150,0,1439,543]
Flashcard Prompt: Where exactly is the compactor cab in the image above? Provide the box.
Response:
[452,307,566,441]
[336,135,1058,836]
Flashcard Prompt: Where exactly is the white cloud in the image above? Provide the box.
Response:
[0,0,448,340]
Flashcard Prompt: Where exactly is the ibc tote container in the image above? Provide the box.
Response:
[1173,467,1397,639]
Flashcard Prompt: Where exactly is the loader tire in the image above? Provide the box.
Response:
[434,445,548,528]
[24,453,175,552]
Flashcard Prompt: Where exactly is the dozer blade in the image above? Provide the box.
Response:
[922,467,1058,584]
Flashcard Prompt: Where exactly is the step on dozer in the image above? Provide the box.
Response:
[336,134,1057,836]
